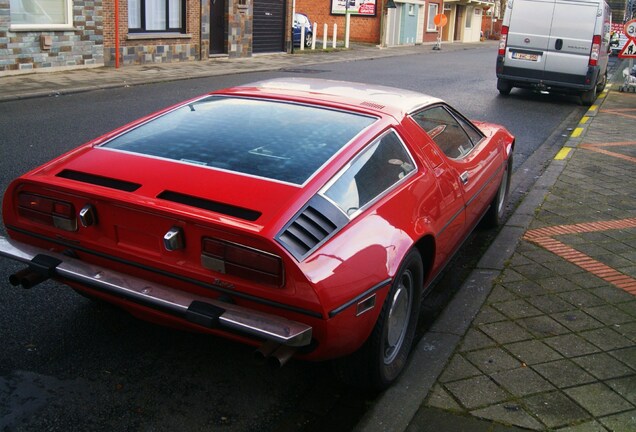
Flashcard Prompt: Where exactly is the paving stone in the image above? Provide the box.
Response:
[523,391,591,428]
[503,279,550,298]
[615,301,636,317]
[513,263,555,283]
[541,260,586,276]
[535,276,583,293]
[492,299,544,320]
[464,347,522,374]
[527,294,574,314]
[439,354,482,383]
[564,272,609,289]
[500,268,526,284]
[609,346,636,370]
[606,375,636,405]
[459,328,497,352]
[543,334,601,358]
[588,286,635,304]
[473,306,508,326]
[612,322,636,344]
[504,340,563,365]
[426,384,463,411]
[584,305,634,326]
[532,359,596,388]
[491,367,554,397]
[487,285,520,304]
[517,315,571,338]
[554,420,610,431]
[552,310,605,332]
[557,290,606,308]
[478,321,533,345]
[471,402,544,431]
[572,353,634,380]
[598,410,636,432]
[579,327,634,351]
[565,383,633,417]
[444,375,511,410]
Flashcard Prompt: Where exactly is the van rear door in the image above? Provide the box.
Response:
[505,0,555,79]
[544,0,598,79]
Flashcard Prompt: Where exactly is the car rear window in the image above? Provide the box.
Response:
[102,96,376,185]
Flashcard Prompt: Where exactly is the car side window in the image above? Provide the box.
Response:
[411,105,482,159]
[323,130,415,216]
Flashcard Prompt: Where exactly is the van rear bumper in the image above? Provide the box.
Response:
[496,55,599,93]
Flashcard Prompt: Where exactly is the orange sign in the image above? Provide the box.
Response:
[434,14,447,28]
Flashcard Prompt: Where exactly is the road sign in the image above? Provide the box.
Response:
[619,19,636,59]
[619,39,636,58]
[434,14,447,28]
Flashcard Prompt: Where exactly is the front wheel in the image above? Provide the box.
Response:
[483,154,512,228]
[333,249,423,390]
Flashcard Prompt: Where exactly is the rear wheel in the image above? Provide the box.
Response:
[483,154,512,228]
[333,249,423,390]
[497,78,512,95]
[581,87,596,106]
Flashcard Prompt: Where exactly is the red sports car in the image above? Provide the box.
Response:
[0,78,514,389]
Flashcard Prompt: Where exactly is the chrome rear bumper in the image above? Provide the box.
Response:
[0,236,312,347]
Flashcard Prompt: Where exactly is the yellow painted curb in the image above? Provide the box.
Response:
[580,116,590,124]
[555,148,572,160]
[571,127,584,138]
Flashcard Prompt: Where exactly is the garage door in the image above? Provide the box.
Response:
[253,0,285,53]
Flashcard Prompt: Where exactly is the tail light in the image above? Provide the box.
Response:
[17,192,77,231]
[201,238,284,287]
[589,35,601,66]
[498,26,509,56]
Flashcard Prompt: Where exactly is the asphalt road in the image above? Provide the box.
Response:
[0,46,600,431]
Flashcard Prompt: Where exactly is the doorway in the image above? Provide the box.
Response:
[210,0,226,55]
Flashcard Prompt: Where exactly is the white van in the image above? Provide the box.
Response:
[496,0,611,105]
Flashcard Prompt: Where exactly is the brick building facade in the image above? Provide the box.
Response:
[0,0,104,74]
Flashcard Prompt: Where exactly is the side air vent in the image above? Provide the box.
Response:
[157,190,261,222]
[360,101,386,110]
[277,195,349,261]
[57,170,141,192]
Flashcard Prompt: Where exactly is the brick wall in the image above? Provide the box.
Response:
[0,0,104,74]
[103,0,200,66]
[296,0,380,43]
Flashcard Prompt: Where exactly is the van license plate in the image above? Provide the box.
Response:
[512,52,539,61]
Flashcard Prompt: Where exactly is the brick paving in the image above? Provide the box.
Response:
[423,86,636,431]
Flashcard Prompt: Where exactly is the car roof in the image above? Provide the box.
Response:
[219,78,444,118]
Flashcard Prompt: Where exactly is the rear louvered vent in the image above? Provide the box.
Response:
[360,101,386,110]
[277,195,349,261]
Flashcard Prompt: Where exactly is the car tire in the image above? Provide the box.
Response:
[497,78,512,95]
[483,154,512,228]
[304,32,312,48]
[597,71,607,93]
[581,87,596,106]
[333,249,423,390]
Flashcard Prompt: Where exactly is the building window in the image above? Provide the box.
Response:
[466,6,473,28]
[427,3,439,32]
[10,0,73,29]
[128,0,185,33]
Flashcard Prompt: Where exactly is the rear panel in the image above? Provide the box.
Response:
[544,0,599,76]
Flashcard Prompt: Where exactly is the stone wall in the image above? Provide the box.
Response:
[0,0,104,74]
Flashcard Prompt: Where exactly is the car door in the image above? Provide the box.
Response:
[409,104,501,233]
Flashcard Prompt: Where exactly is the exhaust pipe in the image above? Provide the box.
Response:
[254,341,297,368]
[9,267,49,289]
[8,254,62,289]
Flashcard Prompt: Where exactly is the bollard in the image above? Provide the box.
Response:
[345,14,350,48]
[333,24,338,49]
[312,22,317,50]
[323,23,328,50]
[300,25,305,51]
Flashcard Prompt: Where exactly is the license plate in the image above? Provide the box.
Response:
[512,52,539,61]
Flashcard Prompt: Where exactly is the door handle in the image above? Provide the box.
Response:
[555,39,563,50]
[460,171,469,184]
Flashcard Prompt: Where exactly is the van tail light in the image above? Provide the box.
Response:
[201,238,284,287]
[589,35,601,66]
[17,192,77,231]
[498,26,509,56]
